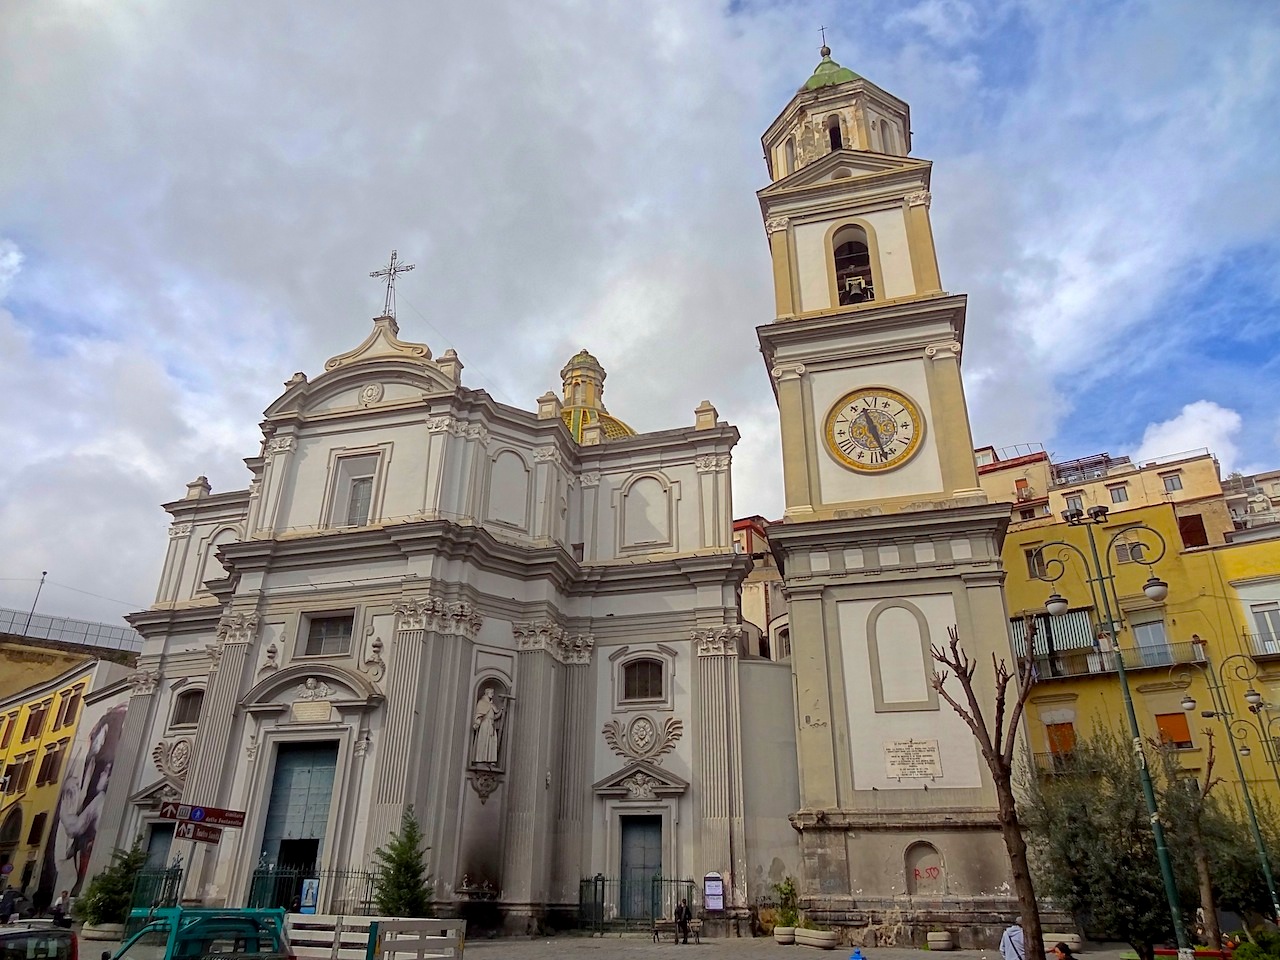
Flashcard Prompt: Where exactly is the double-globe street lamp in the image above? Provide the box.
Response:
[1175,641,1280,921]
[1031,504,1190,957]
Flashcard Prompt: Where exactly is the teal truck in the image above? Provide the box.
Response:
[106,908,292,960]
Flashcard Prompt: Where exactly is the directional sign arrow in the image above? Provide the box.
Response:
[175,821,223,844]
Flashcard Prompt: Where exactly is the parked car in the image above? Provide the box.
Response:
[0,919,78,960]
[108,908,291,960]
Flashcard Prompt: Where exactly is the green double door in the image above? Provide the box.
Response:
[619,815,662,920]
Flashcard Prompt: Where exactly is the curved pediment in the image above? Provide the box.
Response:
[262,317,463,419]
[240,661,381,709]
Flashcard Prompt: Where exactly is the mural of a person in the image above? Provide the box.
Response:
[471,685,504,766]
[36,703,126,909]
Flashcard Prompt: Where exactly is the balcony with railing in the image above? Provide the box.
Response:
[1030,640,1206,681]
[1245,633,1280,660]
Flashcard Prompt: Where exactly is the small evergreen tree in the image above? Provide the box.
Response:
[79,842,148,925]
[372,807,432,917]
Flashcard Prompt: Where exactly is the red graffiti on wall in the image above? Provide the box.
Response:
[913,866,942,880]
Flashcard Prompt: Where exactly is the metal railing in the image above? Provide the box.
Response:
[578,875,697,931]
[1246,634,1280,659]
[1032,640,1206,680]
[248,865,378,915]
[131,866,184,911]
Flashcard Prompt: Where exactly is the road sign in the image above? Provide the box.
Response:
[159,802,245,829]
[174,821,222,844]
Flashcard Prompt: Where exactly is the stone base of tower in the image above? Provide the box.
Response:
[794,811,1063,949]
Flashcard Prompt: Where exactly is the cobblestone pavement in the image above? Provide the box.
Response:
[464,935,1135,960]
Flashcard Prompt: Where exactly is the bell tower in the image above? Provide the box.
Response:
[757,48,1019,939]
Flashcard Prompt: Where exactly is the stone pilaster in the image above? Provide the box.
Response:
[694,626,748,910]
[500,622,593,920]
[550,639,595,903]
[182,612,257,898]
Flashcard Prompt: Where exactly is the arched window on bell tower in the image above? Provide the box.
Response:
[826,115,843,152]
[784,136,796,176]
[833,225,874,304]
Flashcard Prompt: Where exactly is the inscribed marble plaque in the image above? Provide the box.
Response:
[884,739,942,779]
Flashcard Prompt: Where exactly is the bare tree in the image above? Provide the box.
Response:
[1159,729,1224,949]
[931,617,1044,959]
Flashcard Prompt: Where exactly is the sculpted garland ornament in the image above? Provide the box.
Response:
[602,715,683,764]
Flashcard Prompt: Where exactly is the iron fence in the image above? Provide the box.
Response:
[130,866,184,911]
[248,865,378,915]
[578,875,696,931]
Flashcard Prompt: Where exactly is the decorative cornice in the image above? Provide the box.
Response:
[905,191,932,208]
[925,340,962,361]
[513,620,595,664]
[695,454,731,474]
[129,669,160,697]
[393,596,484,638]
[168,523,192,539]
[764,216,791,234]
[693,625,744,657]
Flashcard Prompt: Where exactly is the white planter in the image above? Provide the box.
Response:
[796,929,839,949]
[928,932,954,951]
[774,926,796,944]
[80,923,126,942]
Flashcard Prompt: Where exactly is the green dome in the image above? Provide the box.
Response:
[802,46,860,90]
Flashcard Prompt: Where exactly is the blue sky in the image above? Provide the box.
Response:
[0,0,1277,623]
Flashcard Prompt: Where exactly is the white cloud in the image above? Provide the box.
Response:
[0,1,1276,624]
[1133,401,1242,473]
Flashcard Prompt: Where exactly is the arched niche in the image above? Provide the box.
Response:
[824,219,887,311]
[484,449,531,531]
[865,599,938,713]
[904,840,946,895]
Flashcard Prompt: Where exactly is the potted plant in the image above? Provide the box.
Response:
[927,929,955,951]
[79,843,148,940]
[773,877,799,944]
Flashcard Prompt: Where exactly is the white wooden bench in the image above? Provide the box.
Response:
[286,914,465,960]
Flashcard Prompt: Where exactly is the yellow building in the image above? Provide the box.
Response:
[976,444,1233,546]
[0,659,132,902]
[1000,496,1280,810]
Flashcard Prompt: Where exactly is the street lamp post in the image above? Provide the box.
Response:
[1176,642,1280,921]
[1032,504,1191,956]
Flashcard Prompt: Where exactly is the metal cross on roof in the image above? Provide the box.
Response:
[370,249,415,319]
[819,25,827,48]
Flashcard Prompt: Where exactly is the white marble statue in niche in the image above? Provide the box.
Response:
[471,680,508,768]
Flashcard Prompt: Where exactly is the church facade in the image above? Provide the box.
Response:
[97,49,1020,942]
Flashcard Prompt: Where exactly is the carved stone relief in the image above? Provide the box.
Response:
[620,771,660,801]
[168,523,192,539]
[469,771,501,804]
[513,620,594,665]
[361,625,386,682]
[129,669,160,697]
[692,625,744,657]
[602,715,682,765]
[694,454,731,474]
[217,611,260,645]
[152,738,192,782]
[258,642,280,675]
[393,597,483,638]
[265,436,296,456]
[296,678,334,701]
[359,383,384,407]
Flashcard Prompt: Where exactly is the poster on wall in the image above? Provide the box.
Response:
[35,692,129,912]
[300,878,320,915]
[703,872,724,912]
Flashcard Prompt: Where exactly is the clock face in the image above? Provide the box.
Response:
[824,387,924,472]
